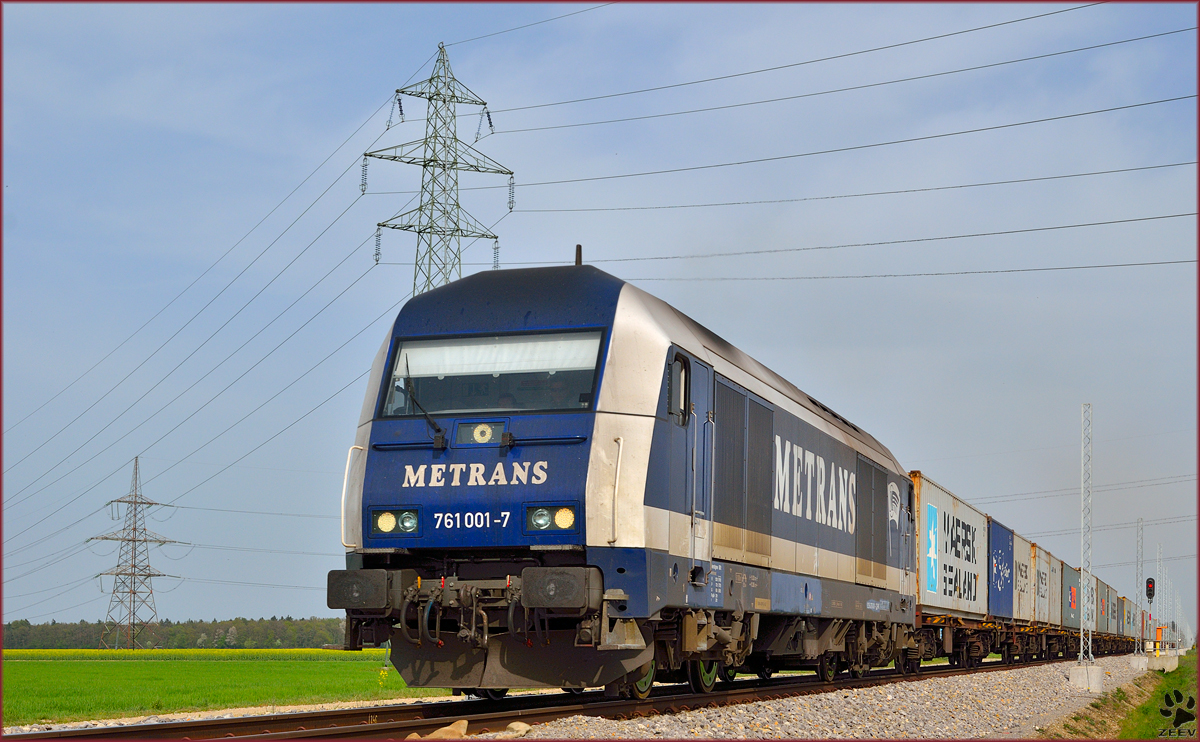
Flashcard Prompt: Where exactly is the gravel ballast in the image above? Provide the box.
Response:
[484,654,1144,739]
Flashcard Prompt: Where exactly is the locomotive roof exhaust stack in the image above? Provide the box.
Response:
[575,244,583,266]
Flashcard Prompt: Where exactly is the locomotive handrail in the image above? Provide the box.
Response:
[372,441,440,450]
[341,445,366,548]
[608,437,623,545]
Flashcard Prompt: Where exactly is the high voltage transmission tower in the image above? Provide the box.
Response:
[366,43,513,296]
[92,457,175,649]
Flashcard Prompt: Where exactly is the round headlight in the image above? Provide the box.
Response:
[377,512,397,533]
[473,423,493,444]
[399,511,418,533]
[531,508,552,530]
[554,507,575,529]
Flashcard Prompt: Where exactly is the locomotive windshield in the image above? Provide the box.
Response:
[382,330,603,416]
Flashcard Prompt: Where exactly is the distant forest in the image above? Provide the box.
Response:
[3,616,346,649]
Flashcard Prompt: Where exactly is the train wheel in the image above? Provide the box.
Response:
[907,652,922,675]
[756,666,774,680]
[817,652,837,683]
[716,663,736,684]
[687,659,719,694]
[1001,645,1012,665]
[477,688,508,700]
[628,658,656,700]
[561,687,584,695]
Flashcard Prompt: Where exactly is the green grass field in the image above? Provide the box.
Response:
[1118,650,1198,739]
[2,649,449,727]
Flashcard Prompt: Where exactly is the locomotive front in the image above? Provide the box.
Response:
[327,266,655,692]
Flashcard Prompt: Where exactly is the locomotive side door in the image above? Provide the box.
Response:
[670,351,713,584]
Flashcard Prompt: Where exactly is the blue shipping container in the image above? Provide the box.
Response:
[988,517,1014,619]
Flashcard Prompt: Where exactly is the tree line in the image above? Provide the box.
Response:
[3,616,346,649]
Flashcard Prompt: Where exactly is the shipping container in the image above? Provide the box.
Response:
[912,472,988,619]
[1048,553,1062,626]
[988,518,1014,619]
[1033,545,1052,624]
[1014,533,1034,623]
[1109,584,1120,635]
[1100,580,1113,634]
[1062,564,1080,629]
[1124,598,1134,638]
[1087,575,1101,632]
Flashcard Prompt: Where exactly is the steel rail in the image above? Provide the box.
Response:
[4,653,1109,740]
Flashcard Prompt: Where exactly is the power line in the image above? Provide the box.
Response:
[178,542,342,558]
[1,96,394,439]
[495,162,1195,213]
[445,3,615,46]
[161,504,338,520]
[1026,514,1197,539]
[15,595,107,622]
[573,213,1198,265]
[4,235,378,518]
[481,3,1107,117]
[1095,554,1196,569]
[3,154,370,485]
[376,95,1197,196]
[913,424,1195,464]
[971,474,1197,504]
[164,577,324,592]
[625,259,1196,282]
[493,28,1196,136]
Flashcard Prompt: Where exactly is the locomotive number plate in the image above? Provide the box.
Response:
[433,511,511,530]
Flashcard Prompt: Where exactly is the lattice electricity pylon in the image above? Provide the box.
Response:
[1135,517,1144,653]
[366,43,513,296]
[93,457,175,649]
[1079,403,1094,664]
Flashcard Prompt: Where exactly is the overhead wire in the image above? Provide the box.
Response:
[373,95,1197,196]
[625,259,1196,282]
[160,504,337,520]
[470,213,1197,267]
[497,162,1195,213]
[4,230,380,519]
[445,3,615,46]
[2,278,401,549]
[1025,514,1197,539]
[477,3,1109,117]
[492,27,1196,136]
[2,95,395,439]
[4,188,367,500]
[971,474,1197,505]
[1094,554,1196,569]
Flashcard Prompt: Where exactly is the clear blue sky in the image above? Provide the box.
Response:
[4,3,1196,631]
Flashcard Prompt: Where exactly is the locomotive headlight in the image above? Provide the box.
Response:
[398,511,418,533]
[531,508,552,530]
[377,512,397,533]
[554,507,575,529]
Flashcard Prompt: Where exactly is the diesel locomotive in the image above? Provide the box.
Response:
[327,264,1136,699]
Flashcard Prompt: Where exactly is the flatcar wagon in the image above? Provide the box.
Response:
[327,264,1133,697]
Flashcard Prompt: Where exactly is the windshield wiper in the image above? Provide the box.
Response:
[404,357,446,449]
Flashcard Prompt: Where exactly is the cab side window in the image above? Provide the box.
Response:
[668,355,690,425]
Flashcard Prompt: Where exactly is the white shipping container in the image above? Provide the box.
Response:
[912,472,989,618]
[1013,533,1034,622]
[1034,545,1051,624]
[1049,554,1062,626]
[1084,574,1099,631]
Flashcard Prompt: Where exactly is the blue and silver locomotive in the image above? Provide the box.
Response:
[328,264,921,697]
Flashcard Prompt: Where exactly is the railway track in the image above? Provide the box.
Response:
[7,653,1097,740]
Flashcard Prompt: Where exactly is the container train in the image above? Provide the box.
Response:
[327,265,1139,698]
